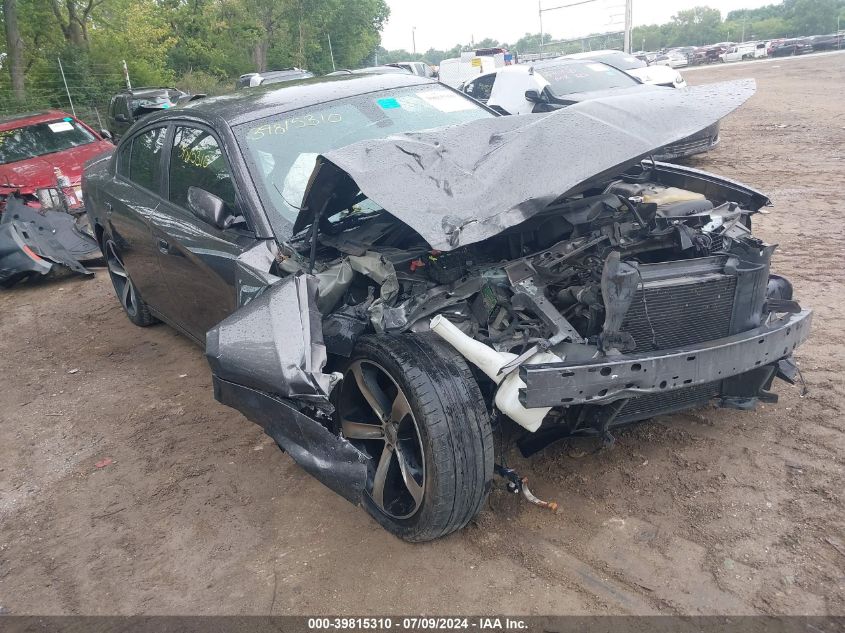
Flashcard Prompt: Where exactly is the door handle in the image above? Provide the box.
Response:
[158,238,170,254]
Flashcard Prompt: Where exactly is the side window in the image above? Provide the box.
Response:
[169,126,237,217]
[128,127,166,191]
[116,96,130,119]
[472,75,495,101]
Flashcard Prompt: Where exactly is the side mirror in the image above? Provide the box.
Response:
[524,89,543,103]
[188,187,231,229]
[99,129,113,140]
[115,114,129,123]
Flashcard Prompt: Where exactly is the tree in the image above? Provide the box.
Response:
[50,0,106,47]
[3,0,25,101]
[669,6,723,45]
[789,0,841,35]
[512,32,549,53]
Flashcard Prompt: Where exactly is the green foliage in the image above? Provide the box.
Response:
[3,0,844,124]
[632,0,845,51]
[1,0,389,122]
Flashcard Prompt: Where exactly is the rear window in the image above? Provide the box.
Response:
[0,118,96,165]
[130,92,181,117]
[538,61,639,97]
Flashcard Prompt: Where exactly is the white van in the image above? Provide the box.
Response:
[438,56,497,88]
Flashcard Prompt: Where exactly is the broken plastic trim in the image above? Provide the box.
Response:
[519,309,812,409]
[213,376,368,504]
[0,196,100,286]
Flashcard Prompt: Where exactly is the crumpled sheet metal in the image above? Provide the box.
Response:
[302,79,756,252]
[0,196,101,285]
[234,240,282,307]
[213,377,368,504]
[206,272,335,405]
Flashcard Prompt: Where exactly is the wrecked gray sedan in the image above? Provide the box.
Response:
[83,73,811,541]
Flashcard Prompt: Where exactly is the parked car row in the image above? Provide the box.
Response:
[636,31,841,67]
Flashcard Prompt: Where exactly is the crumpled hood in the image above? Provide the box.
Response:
[296,79,755,252]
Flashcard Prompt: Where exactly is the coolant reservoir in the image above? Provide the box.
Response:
[642,186,705,206]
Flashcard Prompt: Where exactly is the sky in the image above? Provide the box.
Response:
[380,0,774,51]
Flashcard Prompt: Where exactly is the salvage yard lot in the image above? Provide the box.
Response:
[1,54,843,615]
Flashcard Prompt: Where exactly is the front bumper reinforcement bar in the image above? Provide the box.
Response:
[519,310,812,409]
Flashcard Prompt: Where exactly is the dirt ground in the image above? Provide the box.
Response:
[1,53,843,616]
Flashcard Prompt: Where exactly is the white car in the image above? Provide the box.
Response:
[566,49,686,88]
[652,51,689,69]
[719,42,767,62]
[460,59,719,160]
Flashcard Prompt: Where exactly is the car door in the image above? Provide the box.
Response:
[101,125,173,312]
[152,123,256,342]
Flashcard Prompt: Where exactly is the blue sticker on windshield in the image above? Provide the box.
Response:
[377,98,401,109]
[63,117,72,121]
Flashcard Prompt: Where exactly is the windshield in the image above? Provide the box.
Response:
[0,118,96,165]
[593,53,646,71]
[236,84,493,233]
[538,61,639,96]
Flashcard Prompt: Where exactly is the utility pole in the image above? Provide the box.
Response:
[623,0,632,53]
[57,57,76,117]
[327,33,336,71]
[539,0,544,52]
[412,26,416,55]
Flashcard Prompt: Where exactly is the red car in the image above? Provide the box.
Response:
[0,110,114,213]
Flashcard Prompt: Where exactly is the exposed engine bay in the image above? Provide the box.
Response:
[239,161,807,450]
[309,174,748,349]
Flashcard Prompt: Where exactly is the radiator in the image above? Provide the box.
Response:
[622,274,737,353]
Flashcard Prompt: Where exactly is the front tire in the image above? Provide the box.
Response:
[336,334,493,541]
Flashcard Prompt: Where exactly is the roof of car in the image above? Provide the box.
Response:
[173,72,435,127]
[0,109,75,131]
[532,57,592,68]
[566,49,627,58]
[122,87,183,97]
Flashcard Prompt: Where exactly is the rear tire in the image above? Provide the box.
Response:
[336,334,493,542]
[103,237,157,327]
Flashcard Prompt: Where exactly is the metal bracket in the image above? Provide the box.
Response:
[494,464,559,512]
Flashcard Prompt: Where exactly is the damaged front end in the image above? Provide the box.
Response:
[204,78,811,508]
[0,196,101,287]
[206,272,369,503]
